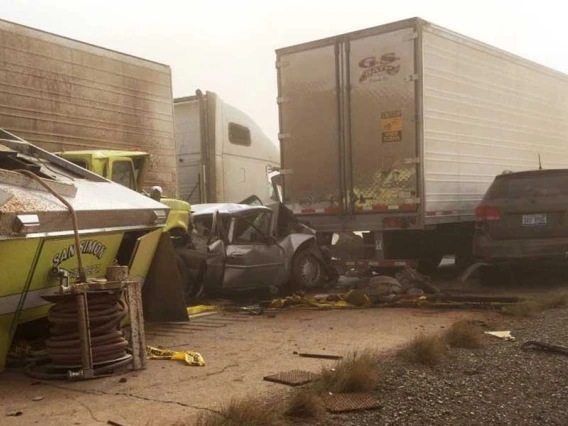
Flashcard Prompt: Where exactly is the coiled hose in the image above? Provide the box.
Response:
[46,292,128,366]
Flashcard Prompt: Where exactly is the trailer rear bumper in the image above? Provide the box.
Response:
[295,212,422,233]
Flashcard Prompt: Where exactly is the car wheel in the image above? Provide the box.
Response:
[292,248,324,289]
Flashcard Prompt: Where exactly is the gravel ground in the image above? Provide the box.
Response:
[310,308,568,426]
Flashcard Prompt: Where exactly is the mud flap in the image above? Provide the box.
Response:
[141,233,189,322]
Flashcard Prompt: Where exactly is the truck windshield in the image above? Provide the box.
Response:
[112,161,135,190]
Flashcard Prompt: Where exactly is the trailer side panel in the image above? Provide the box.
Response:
[0,19,178,195]
[422,23,568,223]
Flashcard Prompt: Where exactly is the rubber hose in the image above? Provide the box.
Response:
[45,292,129,365]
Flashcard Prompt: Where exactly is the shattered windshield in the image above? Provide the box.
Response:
[232,211,271,243]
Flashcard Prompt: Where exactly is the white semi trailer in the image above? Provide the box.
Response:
[275,17,568,271]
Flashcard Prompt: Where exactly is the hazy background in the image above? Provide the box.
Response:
[3,0,566,142]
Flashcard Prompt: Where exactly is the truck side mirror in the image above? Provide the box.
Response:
[150,186,163,201]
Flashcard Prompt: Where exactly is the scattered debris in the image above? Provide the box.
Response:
[298,353,344,360]
[107,420,125,426]
[336,276,363,288]
[223,305,265,315]
[344,289,372,307]
[396,267,440,294]
[406,287,425,298]
[485,331,515,341]
[119,377,127,383]
[364,275,402,297]
[521,341,568,357]
[5,409,23,417]
[31,396,44,402]
[263,370,319,386]
[321,393,381,413]
[146,346,205,366]
[268,294,358,310]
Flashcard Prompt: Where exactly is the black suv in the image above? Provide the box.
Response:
[474,169,568,269]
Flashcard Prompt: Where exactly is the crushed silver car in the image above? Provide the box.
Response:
[177,198,336,299]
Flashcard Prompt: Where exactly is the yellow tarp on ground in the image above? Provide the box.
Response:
[268,293,372,309]
[187,305,222,316]
[146,346,205,366]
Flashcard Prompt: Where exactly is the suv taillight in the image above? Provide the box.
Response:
[475,205,501,222]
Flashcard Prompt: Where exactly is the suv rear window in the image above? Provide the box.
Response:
[486,172,568,200]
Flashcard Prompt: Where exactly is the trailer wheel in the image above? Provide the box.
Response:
[292,248,324,289]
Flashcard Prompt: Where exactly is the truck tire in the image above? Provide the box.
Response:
[292,248,324,289]
[417,255,443,275]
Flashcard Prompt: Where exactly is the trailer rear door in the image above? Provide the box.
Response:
[348,28,419,213]
[277,44,342,215]
[277,23,419,227]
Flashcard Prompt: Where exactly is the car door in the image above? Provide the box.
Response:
[222,209,287,290]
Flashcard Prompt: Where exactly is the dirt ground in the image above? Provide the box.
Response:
[1,262,565,426]
[1,308,487,425]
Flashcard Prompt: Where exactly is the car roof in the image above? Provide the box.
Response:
[192,203,271,216]
[495,169,568,180]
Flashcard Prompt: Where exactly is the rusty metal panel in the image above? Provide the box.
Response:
[0,19,178,196]
[348,28,418,212]
[278,44,341,214]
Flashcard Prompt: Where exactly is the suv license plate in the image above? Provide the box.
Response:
[522,214,547,226]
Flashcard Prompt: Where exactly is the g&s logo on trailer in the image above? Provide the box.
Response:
[359,53,400,83]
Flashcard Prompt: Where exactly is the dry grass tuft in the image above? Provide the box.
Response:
[284,390,325,421]
[315,350,379,393]
[193,397,287,426]
[397,334,448,367]
[444,320,485,349]
[502,300,542,318]
[537,290,568,309]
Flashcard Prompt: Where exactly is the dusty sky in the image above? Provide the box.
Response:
[3,0,567,142]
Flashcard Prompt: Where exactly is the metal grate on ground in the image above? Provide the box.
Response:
[322,393,381,413]
[145,312,252,337]
[263,370,319,386]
